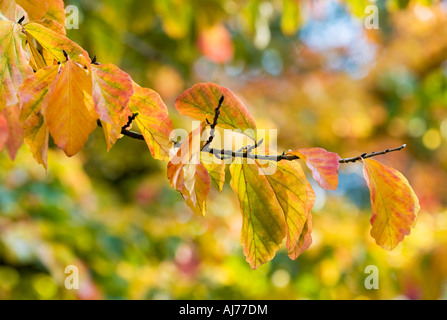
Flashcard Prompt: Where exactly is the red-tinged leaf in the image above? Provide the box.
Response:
[168,127,211,216]
[288,214,312,260]
[18,65,58,169]
[17,0,65,26]
[264,160,315,258]
[170,161,211,216]
[198,24,234,64]
[0,20,33,110]
[287,147,341,190]
[43,59,97,157]
[176,83,257,140]
[24,22,90,65]
[0,112,8,150]
[201,152,226,192]
[92,64,134,151]
[362,158,420,250]
[2,104,23,159]
[128,85,174,161]
[168,126,202,192]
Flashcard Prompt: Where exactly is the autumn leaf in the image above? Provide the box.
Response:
[362,158,420,250]
[128,85,174,161]
[288,214,312,260]
[17,0,65,26]
[230,157,315,269]
[43,59,98,157]
[24,22,89,65]
[201,152,226,192]
[91,64,134,151]
[167,127,211,216]
[0,0,17,21]
[18,65,59,169]
[1,105,23,160]
[0,20,33,110]
[176,83,257,140]
[287,148,341,190]
[264,160,315,259]
[0,112,8,150]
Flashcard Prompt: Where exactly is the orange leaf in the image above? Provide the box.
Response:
[362,159,420,250]
[92,64,134,151]
[18,65,58,169]
[167,127,211,216]
[17,0,65,26]
[0,20,33,110]
[128,85,174,161]
[43,59,97,157]
[287,147,341,190]
[2,104,23,160]
[176,83,257,140]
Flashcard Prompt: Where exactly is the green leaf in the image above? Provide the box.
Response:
[230,157,315,268]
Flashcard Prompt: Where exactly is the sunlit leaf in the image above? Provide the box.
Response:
[128,85,174,161]
[176,83,257,140]
[362,158,420,250]
[287,148,341,190]
[18,65,58,169]
[43,59,97,157]
[92,64,134,151]
[0,20,33,110]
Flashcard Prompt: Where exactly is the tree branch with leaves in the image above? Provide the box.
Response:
[0,1,420,269]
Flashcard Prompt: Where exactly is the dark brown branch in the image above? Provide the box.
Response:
[96,117,145,141]
[202,95,224,148]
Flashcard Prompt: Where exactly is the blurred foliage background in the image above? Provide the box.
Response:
[2,0,447,299]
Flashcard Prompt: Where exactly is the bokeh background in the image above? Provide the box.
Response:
[1,0,447,299]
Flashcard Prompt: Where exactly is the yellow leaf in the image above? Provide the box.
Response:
[129,85,174,161]
[362,159,420,250]
[43,59,97,157]
[0,20,33,110]
[18,65,58,169]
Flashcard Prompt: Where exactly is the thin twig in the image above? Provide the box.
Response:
[96,116,145,141]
